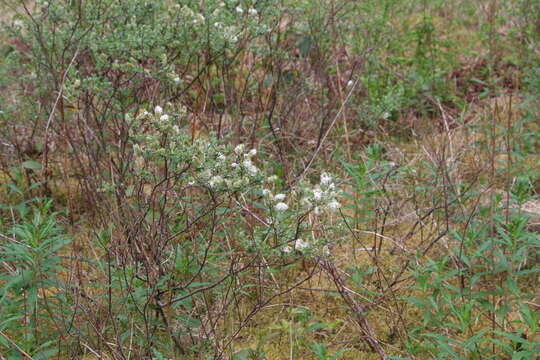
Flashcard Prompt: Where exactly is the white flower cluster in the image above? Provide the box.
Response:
[281,238,330,257]
[130,105,184,157]
[261,187,289,212]
[233,144,258,176]
[129,114,342,259]
[151,105,179,133]
[132,109,261,191]
[180,142,261,191]
[222,25,240,43]
[235,6,258,15]
[174,3,239,42]
[300,172,341,215]
[176,5,205,24]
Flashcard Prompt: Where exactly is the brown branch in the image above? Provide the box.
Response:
[320,260,388,360]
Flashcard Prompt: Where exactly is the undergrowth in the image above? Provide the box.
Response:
[0,0,539,359]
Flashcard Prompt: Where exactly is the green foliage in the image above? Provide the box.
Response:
[1,0,539,358]
[0,179,71,358]
[310,342,349,360]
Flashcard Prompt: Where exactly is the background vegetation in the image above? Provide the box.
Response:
[0,0,539,359]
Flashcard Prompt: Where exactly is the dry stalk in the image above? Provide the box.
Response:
[320,260,388,360]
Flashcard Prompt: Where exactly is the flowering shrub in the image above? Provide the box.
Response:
[77,103,347,356]
[126,104,343,258]
[1,1,355,354]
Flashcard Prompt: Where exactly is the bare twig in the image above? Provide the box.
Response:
[0,329,34,360]
[295,77,360,182]
[320,260,388,360]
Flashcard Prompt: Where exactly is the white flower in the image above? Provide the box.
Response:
[347,80,354,87]
[235,6,243,13]
[246,164,258,176]
[314,206,322,215]
[195,14,205,23]
[248,8,257,15]
[208,175,223,187]
[160,114,169,121]
[173,77,181,83]
[262,189,272,197]
[313,189,323,201]
[200,169,212,180]
[234,144,245,154]
[294,239,309,251]
[13,20,23,27]
[274,193,286,201]
[327,200,340,212]
[217,153,226,161]
[243,159,258,175]
[267,175,278,182]
[282,245,292,253]
[322,245,330,256]
[320,172,332,186]
[231,162,238,168]
[188,181,195,186]
[248,148,257,157]
[275,202,288,212]
[155,105,163,115]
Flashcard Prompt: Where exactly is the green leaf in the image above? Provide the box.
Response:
[232,349,255,360]
[298,35,314,57]
[179,315,201,329]
[33,347,58,360]
[22,160,42,171]
[307,322,327,333]
[187,281,211,288]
